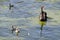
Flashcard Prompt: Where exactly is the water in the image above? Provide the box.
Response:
[0,0,60,40]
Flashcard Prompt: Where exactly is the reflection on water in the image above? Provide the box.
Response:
[0,0,60,40]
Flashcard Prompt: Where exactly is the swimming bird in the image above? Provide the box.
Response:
[9,3,14,10]
[39,6,47,30]
[11,25,16,33]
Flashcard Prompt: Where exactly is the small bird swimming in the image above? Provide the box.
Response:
[9,3,14,10]
[11,25,16,33]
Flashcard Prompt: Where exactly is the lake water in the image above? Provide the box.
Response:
[0,0,60,40]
